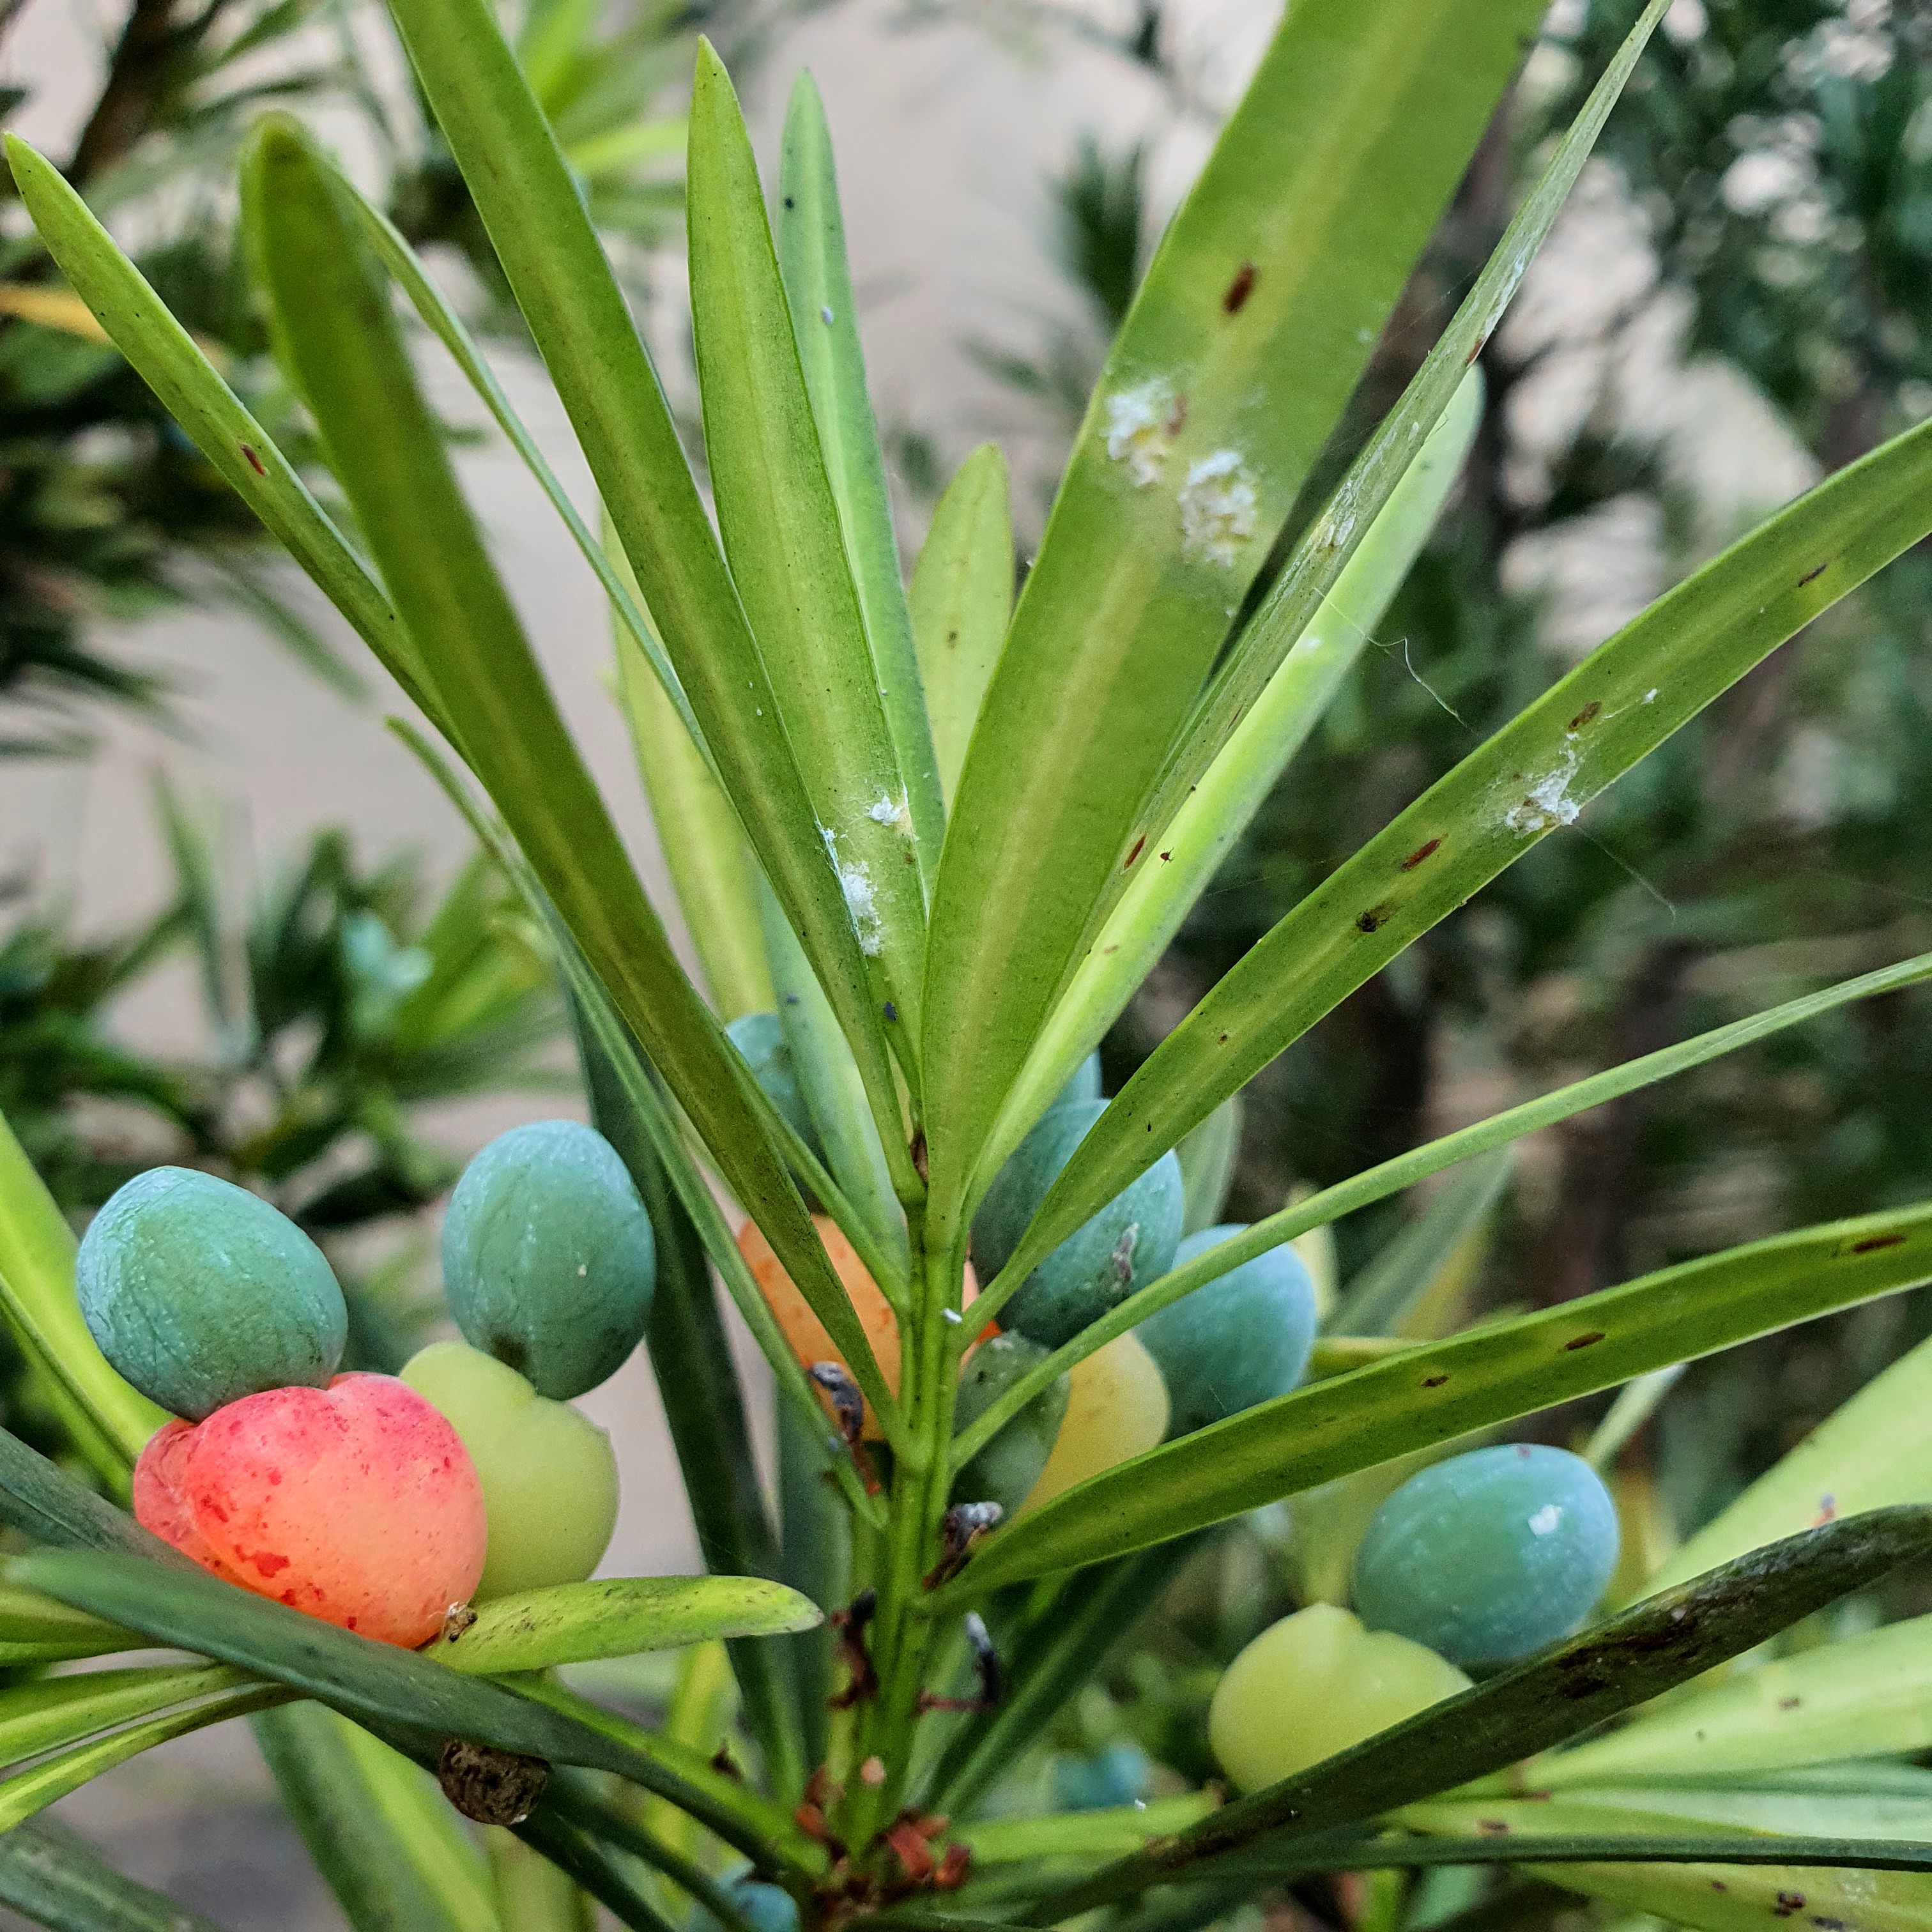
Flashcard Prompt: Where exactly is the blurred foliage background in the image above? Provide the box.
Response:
[10,0,1932,1887]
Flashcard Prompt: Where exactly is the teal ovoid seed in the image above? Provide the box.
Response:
[970,1100,1183,1350]
[1056,1050,1103,1109]
[725,1012,824,1162]
[951,1333,1070,1513]
[77,1167,346,1422]
[441,1119,656,1400]
[1052,1740,1153,1813]
[1351,1443,1621,1666]
[1137,1223,1317,1438]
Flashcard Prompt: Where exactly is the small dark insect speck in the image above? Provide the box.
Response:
[1217,1032,1230,1044]
[1563,1331,1607,1351]
[1711,1882,1729,1894]
[1401,839,1441,870]
[1851,1232,1905,1254]
[1357,903,1393,933]
[1222,262,1257,314]
[1422,1374,1448,1389]
[1778,1696,1801,1711]
[240,443,266,477]
[1797,561,1829,587]
[783,196,795,209]
[883,1000,898,1023]
[1567,701,1601,733]
[1159,850,1173,862]
[1777,1894,1807,1915]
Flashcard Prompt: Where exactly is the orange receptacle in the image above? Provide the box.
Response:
[734,1215,979,1441]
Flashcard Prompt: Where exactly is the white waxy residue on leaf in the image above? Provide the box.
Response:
[1177,449,1258,567]
[1104,379,1181,487]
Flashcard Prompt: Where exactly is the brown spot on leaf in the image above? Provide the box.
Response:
[1798,561,1829,587]
[1357,903,1394,933]
[1851,1232,1905,1254]
[1563,1331,1607,1351]
[1222,262,1257,314]
[1567,701,1601,733]
[240,443,266,477]
[1400,839,1441,870]
[1422,1374,1449,1388]
[1124,836,1147,870]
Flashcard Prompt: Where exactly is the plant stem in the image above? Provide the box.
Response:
[835,1211,965,1860]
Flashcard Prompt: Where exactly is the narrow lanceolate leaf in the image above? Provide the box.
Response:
[372,0,910,1179]
[1015,403,1932,1289]
[919,0,1550,1233]
[690,49,929,1063]
[0,1581,137,1666]
[1020,1510,1932,1922]
[1649,1329,1932,1593]
[0,1817,222,1932]
[339,169,702,756]
[0,1422,192,1569]
[0,1664,256,1772]
[0,1686,292,1834]
[429,1576,821,1676]
[243,119,883,1427]
[909,445,1013,810]
[1135,0,1671,862]
[0,1105,164,1476]
[8,1550,818,1876]
[988,371,1481,1182]
[1529,1610,1932,1788]
[255,1703,503,1932]
[1326,1145,1512,1339]
[778,71,944,873]
[608,523,774,1022]
[1,141,424,716]
[942,1202,1932,1599]
[949,949,1932,1465]
[759,882,907,1278]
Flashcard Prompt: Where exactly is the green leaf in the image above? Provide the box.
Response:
[0,1581,137,1666]
[1326,1147,1513,1338]
[1133,3,1670,862]
[776,1397,847,1772]
[957,1797,1218,1867]
[0,1664,253,1771]
[908,444,1013,811]
[689,47,930,1068]
[485,1828,592,1932]
[514,1810,678,1932]
[1009,401,1932,1298]
[918,0,1550,1233]
[0,1683,291,1834]
[1650,1330,1932,1593]
[1529,1610,1932,1788]
[0,1423,191,1570]
[941,1201,1932,1598]
[335,168,703,760]
[1018,1508,1932,1921]
[431,1577,820,1676]
[8,1550,822,1877]
[988,370,1482,1184]
[606,522,773,1023]
[759,879,907,1276]
[946,949,1932,1480]
[0,1105,167,1476]
[0,1817,222,1932]
[243,117,886,1434]
[777,70,944,873]
[254,1703,503,1932]
[367,0,910,1174]
[1,139,427,719]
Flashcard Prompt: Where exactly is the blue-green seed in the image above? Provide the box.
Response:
[441,1119,656,1400]
[970,1100,1183,1349]
[726,1012,823,1161]
[1137,1223,1316,1438]
[77,1167,346,1422]
[1351,1444,1620,1666]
